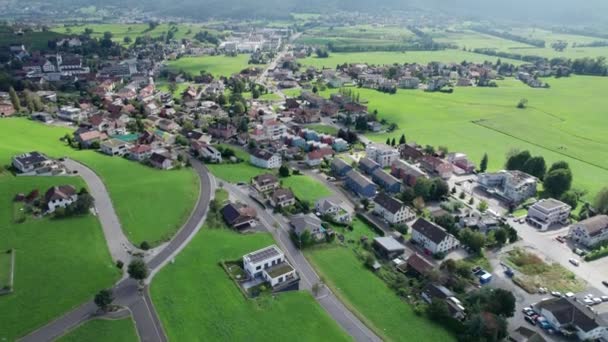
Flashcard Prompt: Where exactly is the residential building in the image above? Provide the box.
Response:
[270,188,296,208]
[128,145,152,162]
[399,76,421,89]
[446,153,476,174]
[535,297,608,341]
[12,151,51,174]
[344,170,377,198]
[290,214,325,241]
[305,148,333,167]
[331,158,352,178]
[406,253,435,276]
[196,143,222,163]
[411,218,460,255]
[149,152,173,170]
[208,123,237,139]
[358,157,380,175]
[365,143,399,167]
[421,283,466,320]
[420,156,453,179]
[315,198,351,223]
[250,149,282,169]
[373,193,415,224]
[100,138,130,156]
[44,185,78,213]
[373,236,405,259]
[477,170,538,204]
[526,198,571,230]
[57,106,82,122]
[371,169,402,194]
[221,202,257,230]
[569,215,608,248]
[252,173,279,193]
[391,160,426,187]
[399,142,424,161]
[75,130,107,148]
[242,245,298,288]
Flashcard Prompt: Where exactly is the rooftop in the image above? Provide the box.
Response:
[374,193,405,214]
[412,218,450,244]
[533,198,569,211]
[265,262,294,278]
[244,245,282,264]
[373,236,405,252]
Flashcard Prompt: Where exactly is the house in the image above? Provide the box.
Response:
[157,119,180,133]
[315,198,351,223]
[57,106,82,122]
[12,152,52,174]
[371,169,402,194]
[270,188,296,208]
[411,218,460,255]
[399,142,424,161]
[344,170,377,198]
[365,143,399,167]
[406,253,435,276]
[459,212,499,233]
[221,202,257,230]
[358,157,380,175]
[477,170,538,205]
[569,215,608,248]
[509,326,546,342]
[250,149,282,169]
[332,138,349,152]
[331,158,352,178]
[446,153,476,174]
[290,213,325,241]
[208,123,237,139]
[399,76,421,89]
[243,245,298,289]
[44,185,78,213]
[31,112,53,123]
[535,297,608,341]
[100,138,130,156]
[420,156,453,179]
[391,160,426,187]
[75,130,107,148]
[305,148,333,167]
[421,283,466,320]
[128,145,152,162]
[149,152,173,170]
[252,173,279,193]
[526,198,571,230]
[194,142,222,163]
[373,236,405,259]
[373,193,415,224]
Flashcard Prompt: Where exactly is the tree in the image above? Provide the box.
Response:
[544,168,572,197]
[8,87,21,112]
[479,153,488,172]
[400,187,415,204]
[123,36,132,44]
[517,98,528,109]
[413,196,425,212]
[549,161,570,173]
[251,87,260,99]
[522,156,546,179]
[494,228,507,246]
[217,94,227,106]
[477,200,489,213]
[460,228,485,254]
[127,259,148,281]
[390,138,396,146]
[427,299,450,320]
[279,164,290,178]
[312,86,318,94]
[560,190,579,210]
[489,288,516,317]
[505,150,531,171]
[386,138,390,145]
[232,102,245,115]
[413,178,432,200]
[399,134,406,145]
[94,289,113,312]
[429,178,449,201]
[594,187,608,214]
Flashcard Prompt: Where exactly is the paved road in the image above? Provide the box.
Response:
[224,183,381,342]
[19,159,213,342]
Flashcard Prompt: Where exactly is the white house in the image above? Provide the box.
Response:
[526,198,571,230]
[44,185,78,213]
[199,144,222,163]
[365,143,399,168]
[57,106,82,122]
[100,138,130,156]
[535,297,608,341]
[243,245,298,288]
[252,173,280,193]
[12,151,51,174]
[250,149,281,169]
[128,145,152,162]
[373,193,415,224]
[569,215,608,248]
[315,197,351,223]
[411,218,459,255]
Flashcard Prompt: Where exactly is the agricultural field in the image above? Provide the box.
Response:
[281,175,332,203]
[150,228,350,341]
[431,29,532,51]
[299,50,521,69]
[166,54,257,78]
[58,318,138,342]
[0,119,199,246]
[318,76,608,199]
[296,24,414,51]
[0,176,120,341]
[0,25,66,50]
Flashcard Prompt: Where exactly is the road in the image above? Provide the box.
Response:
[19,159,214,342]
[224,182,381,342]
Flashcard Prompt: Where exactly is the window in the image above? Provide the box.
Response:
[256,265,261,270]
[278,276,283,283]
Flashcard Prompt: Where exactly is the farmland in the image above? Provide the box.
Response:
[58,318,138,342]
[296,25,414,51]
[0,176,120,341]
[150,228,350,341]
[166,54,256,77]
[0,119,199,246]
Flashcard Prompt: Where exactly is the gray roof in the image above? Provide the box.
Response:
[253,173,279,186]
[252,148,277,161]
[359,157,379,171]
[316,197,339,212]
[391,160,426,177]
[575,215,608,237]
[372,168,400,186]
[331,157,351,170]
[536,297,607,332]
[534,198,569,211]
[346,170,375,188]
[412,218,450,244]
[290,213,322,236]
[244,245,281,264]
[373,236,405,252]
[374,193,405,214]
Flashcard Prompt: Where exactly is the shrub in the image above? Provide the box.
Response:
[140,241,151,250]
[116,260,124,269]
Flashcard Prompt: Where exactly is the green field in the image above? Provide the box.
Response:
[166,54,255,77]
[0,25,66,50]
[304,124,339,135]
[317,76,608,199]
[156,80,192,100]
[282,175,332,203]
[59,318,138,342]
[0,119,199,246]
[0,249,12,290]
[150,228,350,341]
[0,176,120,341]
[296,24,414,50]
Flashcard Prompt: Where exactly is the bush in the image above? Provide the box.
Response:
[116,260,124,269]
[140,241,151,250]
[585,246,608,261]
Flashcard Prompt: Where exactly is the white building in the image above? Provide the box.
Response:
[250,149,282,169]
[315,197,351,223]
[199,144,222,163]
[373,193,415,224]
[57,106,82,122]
[526,198,571,230]
[44,185,78,213]
[477,170,537,204]
[365,143,399,168]
[411,218,459,255]
[569,215,608,248]
[12,151,51,174]
[100,138,130,156]
[243,245,298,288]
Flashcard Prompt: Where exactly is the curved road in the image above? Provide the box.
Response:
[20,158,213,342]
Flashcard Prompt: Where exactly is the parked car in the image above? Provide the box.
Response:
[601,296,608,302]
[522,308,535,316]
[551,291,562,297]
[583,298,594,305]
[565,292,575,298]
[602,280,608,287]
[569,258,580,266]
[525,316,537,325]
[593,297,603,304]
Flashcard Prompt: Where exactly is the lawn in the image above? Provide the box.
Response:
[0,249,12,291]
[0,175,120,341]
[316,76,608,199]
[281,175,332,203]
[304,124,339,135]
[0,118,199,246]
[0,25,66,50]
[58,318,138,342]
[150,228,350,341]
[296,24,414,51]
[166,54,256,77]
[156,80,191,100]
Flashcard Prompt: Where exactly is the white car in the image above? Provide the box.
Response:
[593,297,603,304]
[583,298,594,305]
[551,291,562,297]
[569,258,580,266]
[601,296,608,302]
[565,292,575,298]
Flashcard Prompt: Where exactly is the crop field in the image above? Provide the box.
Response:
[318,76,608,199]
[431,29,531,50]
[0,176,120,341]
[296,24,414,50]
[59,318,137,342]
[0,119,199,246]
[166,54,255,77]
[150,228,350,341]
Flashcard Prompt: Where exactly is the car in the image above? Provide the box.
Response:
[583,298,594,305]
[524,316,537,325]
[593,297,603,304]
[551,291,562,297]
[538,287,547,294]
[556,236,565,243]
[569,258,580,266]
[602,280,608,287]
[522,308,535,316]
[565,292,575,298]
[539,320,552,330]
[602,296,608,302]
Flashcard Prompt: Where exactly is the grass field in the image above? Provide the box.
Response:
[156,80,191,100]
[281,175,332,203]
[304,124,339,135]
[0,249,12,290]
[150,228,350,341]
[0,119,199,246]
[296,24,414,51]
[58,318,138,342]
[317,76,608,199]
[166,54,255,77]
[0,176,120,341]
[0,25,66,50]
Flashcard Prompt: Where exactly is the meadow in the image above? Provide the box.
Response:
[281,174,332,203]
[296,25,414,51]
[0,176,120,341]
[150,228,350,341]
[0,119,199,246]
[0,25,66,50]
[58,318,137,342]
[166,54,255,78]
